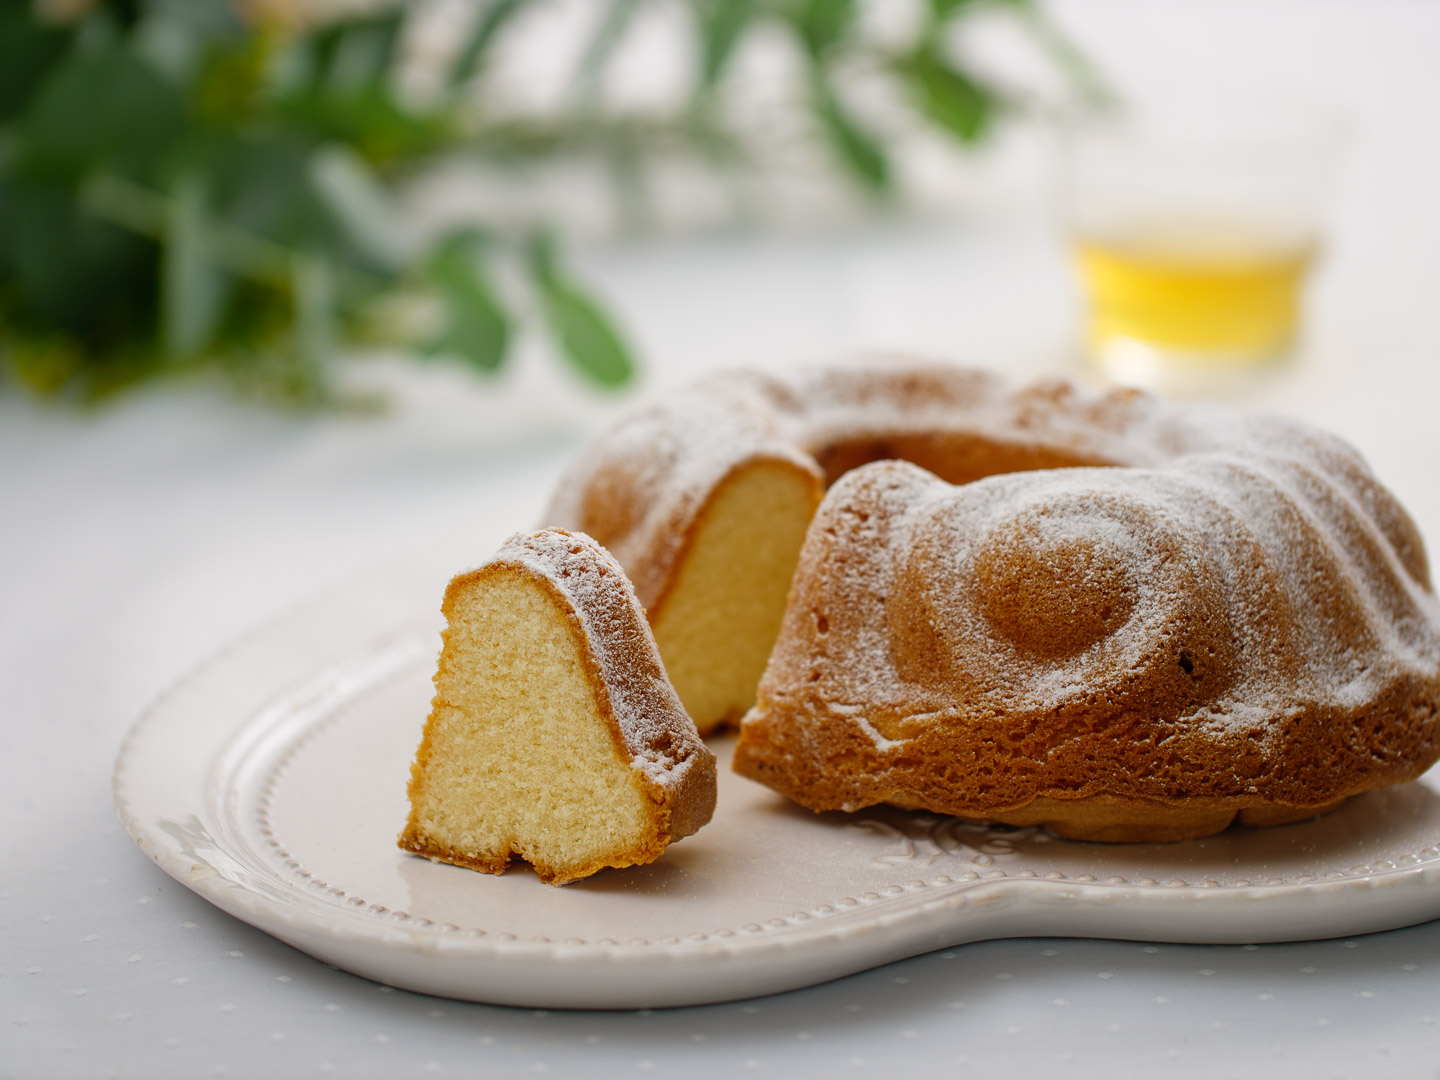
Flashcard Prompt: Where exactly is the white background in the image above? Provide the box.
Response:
[5,1,1440,1076]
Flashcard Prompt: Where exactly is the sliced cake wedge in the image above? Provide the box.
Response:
[400,528,717,885]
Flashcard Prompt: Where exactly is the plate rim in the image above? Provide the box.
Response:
[112,544,1440,1005]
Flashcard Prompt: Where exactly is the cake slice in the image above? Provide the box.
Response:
[399,528,717,885]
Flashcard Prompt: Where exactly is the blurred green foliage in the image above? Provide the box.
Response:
[0,0,1099,408]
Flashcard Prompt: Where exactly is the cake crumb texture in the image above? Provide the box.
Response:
[400,529,716,885]
[650,459,822,733]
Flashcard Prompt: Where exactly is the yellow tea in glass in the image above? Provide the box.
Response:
[1076,226,1316,361]
[1063,105,1337,389]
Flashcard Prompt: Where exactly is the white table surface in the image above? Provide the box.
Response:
[6,1,1440,1076]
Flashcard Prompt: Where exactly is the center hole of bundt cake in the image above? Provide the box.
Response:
[811,437,1117,490]
[972,527,1136,658]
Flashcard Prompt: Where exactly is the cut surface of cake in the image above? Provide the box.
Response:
[400,529,716,885]
[647,458,822,736]
[545,383,825,735]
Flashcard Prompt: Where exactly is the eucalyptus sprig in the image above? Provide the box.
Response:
[0,0,1102,408]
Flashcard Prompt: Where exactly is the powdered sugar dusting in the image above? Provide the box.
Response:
[755,384,1440,789]
[491,529,711,790]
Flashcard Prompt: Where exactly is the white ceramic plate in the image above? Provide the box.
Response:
[115,535,1440,1009]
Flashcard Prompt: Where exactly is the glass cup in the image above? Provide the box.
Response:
[1060,101,1342,392]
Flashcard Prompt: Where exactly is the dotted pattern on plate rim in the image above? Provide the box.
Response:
[250,641,1440,947]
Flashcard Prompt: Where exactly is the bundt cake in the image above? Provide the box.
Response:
[549,361,1440,841]
[400,528,717,884]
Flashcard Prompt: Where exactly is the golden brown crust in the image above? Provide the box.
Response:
[734,453,1440,842]
[960,794,1353,844]
[398,785,675,886]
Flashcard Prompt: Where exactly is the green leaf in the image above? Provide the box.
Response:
[0,177,16,279]
[927,0,976,20]
[0,4,73,125]
[307,144,408,272]
[187,134,383,278]
[161,172,228,356]
[538,285,635,387]
[526,232,635,388]
[10,180,155,331]
[447,0,530,90]
[424,232,510,373]
[17,42,186,183]
[696,0,755,93]
[191,133,313,249]
[526,228,561,288]
[895,48,995,143]
[308,11,405,93]
[810,76,890,192]
[271,83,453,166]
[189,21,272,125]
[335,12,405,91]
[788,0,856,60]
